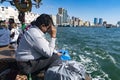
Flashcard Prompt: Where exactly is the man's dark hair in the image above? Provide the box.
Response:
[35,14,54,27]
[8,18,15,30]
[30,20,36,25]
[0,20,3,24]
[9,18,15,24]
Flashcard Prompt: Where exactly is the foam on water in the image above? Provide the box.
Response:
[57,27,120,80]
[107,54,116,64]
[63,44,115,80]
[78,53,111,80]
[84,51,91,55]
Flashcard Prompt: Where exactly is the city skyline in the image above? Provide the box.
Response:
[1,0,120,25]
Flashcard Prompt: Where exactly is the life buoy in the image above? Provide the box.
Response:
[13,0,32,12]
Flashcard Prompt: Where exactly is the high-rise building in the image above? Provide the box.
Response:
[58,8,64,14]
[63,9,68,23]
[99,18,103,25]
[57,8,69,26]
[94,18,98,25]
[56,14,63,25]
[50,14,56,26]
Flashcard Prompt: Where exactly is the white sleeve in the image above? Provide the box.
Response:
[33,36,56,57]
[53,49,58,54]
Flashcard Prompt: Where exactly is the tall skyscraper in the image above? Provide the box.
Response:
[50,14,56,26]
[94,18,98,25]
[56,14,63,25]
[63,9,68,23]
[57,8,69,26]
[58,8,64,14]
[99,18,103,25]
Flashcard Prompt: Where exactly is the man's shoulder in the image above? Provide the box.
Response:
[27,27,42,37]
[27,25,38,32]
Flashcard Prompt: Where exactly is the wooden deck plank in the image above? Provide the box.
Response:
[0,46,15,59]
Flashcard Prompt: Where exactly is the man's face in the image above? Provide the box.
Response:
[40,24,51,33]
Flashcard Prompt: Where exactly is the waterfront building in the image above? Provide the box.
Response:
[69,19,73,27]
[71,16,76,27]
[67,15,71,26]
[0,6,39,24]
[58,8,64,14]
[56,13,63,26]
[117,21,120,27]
[57,8,70,26]
[103,21,107,27]
[78,19,84,26]
[75,17,79,26]
[50,14,57,26]
[63,9,68,23]
[0,6,19,23]
[25,12,39,24]
[90,23,95,26]
[99,18,103,26]
[72,16,75,21]
[71,17,83,27]
[94,18,98,25]
[84,21,90,27]
[73,21,78,27]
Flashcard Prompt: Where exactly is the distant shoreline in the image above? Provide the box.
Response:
[57,25,119,28]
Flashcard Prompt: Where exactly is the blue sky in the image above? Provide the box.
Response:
[1,0,120,24]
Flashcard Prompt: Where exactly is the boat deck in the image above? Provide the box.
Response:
[0,46,44,80]
[0,46,15,59]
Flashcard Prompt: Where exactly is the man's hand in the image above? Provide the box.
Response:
[56,52,62,56]
[48,25,56,38]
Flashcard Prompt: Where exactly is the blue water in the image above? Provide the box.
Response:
[56,27,120,80]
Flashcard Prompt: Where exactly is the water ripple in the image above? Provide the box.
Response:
[57,27,120,80]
